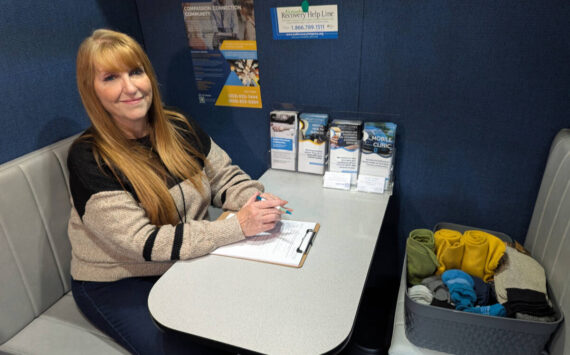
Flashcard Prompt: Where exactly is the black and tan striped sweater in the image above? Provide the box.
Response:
[67,116,263,281]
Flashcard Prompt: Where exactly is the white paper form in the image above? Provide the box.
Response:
[211,218,317,267]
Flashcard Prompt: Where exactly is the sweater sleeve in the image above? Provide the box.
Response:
[204,138,264,211]
[170,108,264,211]
[77,190,245,262]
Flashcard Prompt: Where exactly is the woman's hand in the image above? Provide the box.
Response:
[237,192,289,237]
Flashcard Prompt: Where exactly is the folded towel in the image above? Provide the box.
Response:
[434,229,464,275]
[494,246,548,304]
[461,230,506,281]
[406,229,439,285]
[434,228,463,251]
[507,240,532,256]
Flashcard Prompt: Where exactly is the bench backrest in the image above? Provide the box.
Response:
[0,135,76,344]
[524,128,570,355]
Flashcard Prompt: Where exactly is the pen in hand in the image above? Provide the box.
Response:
[256,195,292,215]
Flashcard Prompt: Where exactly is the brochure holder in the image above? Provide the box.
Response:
[267,102,330,174]
[266,104,398,195]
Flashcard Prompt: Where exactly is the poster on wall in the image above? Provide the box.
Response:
[181,0,261,108]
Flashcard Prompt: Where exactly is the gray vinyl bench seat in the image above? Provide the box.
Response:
[0,135,128,354]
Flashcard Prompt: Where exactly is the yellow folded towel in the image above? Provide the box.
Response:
[461,230,506,281]
[483,233,507,281]
[434,229,464,275]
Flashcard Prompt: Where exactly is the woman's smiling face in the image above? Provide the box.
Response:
[93,64,153,137]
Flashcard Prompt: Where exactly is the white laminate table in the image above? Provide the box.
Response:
[148,169,390,354]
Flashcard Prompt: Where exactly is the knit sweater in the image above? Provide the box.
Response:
[67,114,263,282]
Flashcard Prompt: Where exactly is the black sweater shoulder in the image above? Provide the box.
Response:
[67,134,129,218]
[165,106,211,157]
[68,109,212,218]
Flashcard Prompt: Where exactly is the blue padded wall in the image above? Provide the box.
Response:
[135,1,570,278]
[0,0,143,164]
[359,1,570,265]
[3,0,564,281]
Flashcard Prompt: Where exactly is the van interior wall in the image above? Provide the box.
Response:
[0,0,143,164]
[1,0,568,283]
[136,0,570,281]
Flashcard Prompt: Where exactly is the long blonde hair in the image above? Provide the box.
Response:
[76,29,205,226]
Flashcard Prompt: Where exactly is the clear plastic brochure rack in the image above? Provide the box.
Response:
[268,103,398,195]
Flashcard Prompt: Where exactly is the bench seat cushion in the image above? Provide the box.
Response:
[0,135,126,354]
[0,292,128,355]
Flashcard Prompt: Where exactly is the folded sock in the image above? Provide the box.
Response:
[516,312,557,323]
[431,298,455,309]
[442,269,477,310]
[472,275,496,306]
[441,269,506,317]
[463,304,506,317]
[408,285,433,305]
[407,229,439,285]
[503,288,555,317]
[421,275,450,302]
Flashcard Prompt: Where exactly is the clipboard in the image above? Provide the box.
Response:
[295,223,320,268]
[212,211,320,268]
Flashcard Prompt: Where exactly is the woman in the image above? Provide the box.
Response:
[68,29,288,354]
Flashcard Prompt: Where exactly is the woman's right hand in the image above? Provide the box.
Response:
[237,192,287,237]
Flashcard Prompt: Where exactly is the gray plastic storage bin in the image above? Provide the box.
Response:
[404,223,563,355]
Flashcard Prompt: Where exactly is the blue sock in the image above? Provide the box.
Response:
[464,304,506,317]
[442,269,477,310]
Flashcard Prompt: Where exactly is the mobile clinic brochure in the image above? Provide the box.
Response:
[271,4,338,40]
[181,0,262,108]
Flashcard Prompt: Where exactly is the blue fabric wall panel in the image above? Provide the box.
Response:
[256,0,364,110]
[0,0,143,164]
[135,0,364,178]
[134,1,570,279]
[1,0,558,280]
[359,1,570,255]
